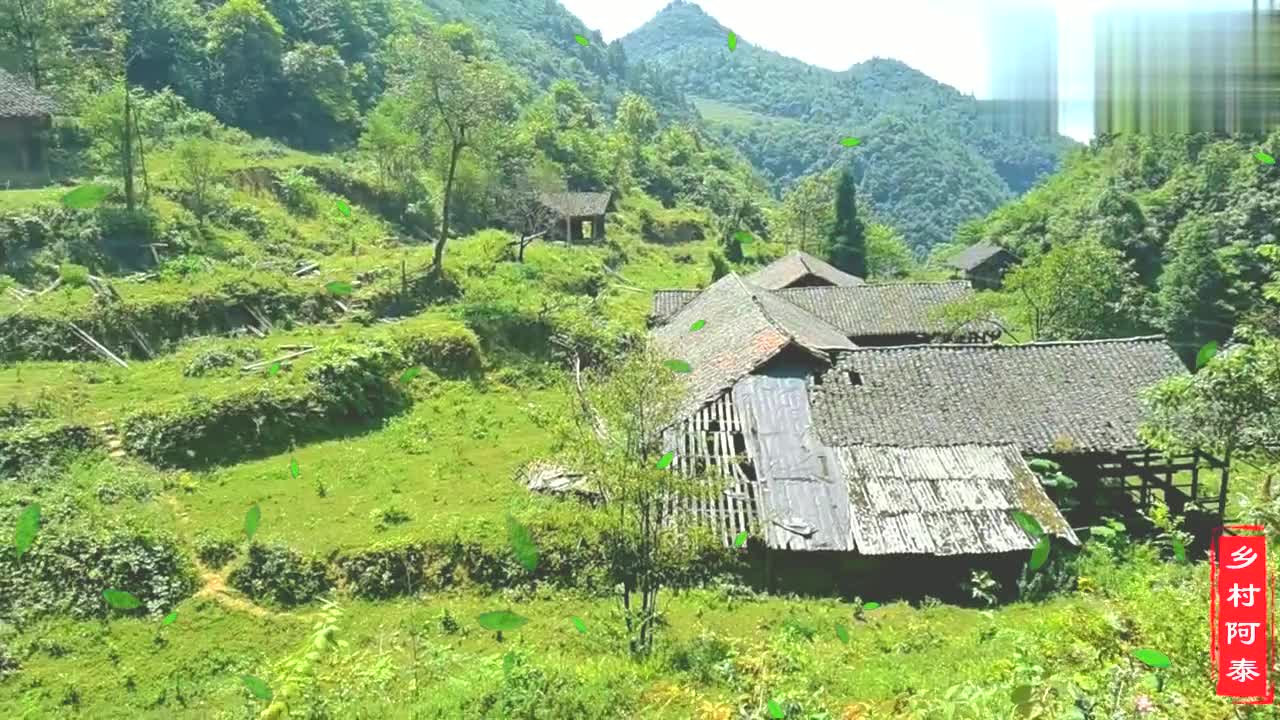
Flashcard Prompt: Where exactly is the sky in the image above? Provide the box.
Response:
[557,0,1259,141]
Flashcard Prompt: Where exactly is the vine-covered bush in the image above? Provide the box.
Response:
[0,421,99,477]
[193,529,239,569]
[182,345,261,377]
[228,543,334,606]
[388,317,484,376]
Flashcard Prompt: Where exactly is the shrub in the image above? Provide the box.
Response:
[194,529,239,569]
[273,168,322,216]
[640,205,708,244]
[229,543,334,606]
[58,262,90,287]
[388,318,484,376]
[182,345,261,377]
[0,421,99,477]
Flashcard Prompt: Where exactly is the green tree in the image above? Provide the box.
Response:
[389,31,522,273]
[780,172,833,253]
[866,222,914,278]
[173,138,226,227]
[829,169,867,277]
[1158,218,1233,361]
[205,0,285,134]
[359,95,419,190]
[1005,239,1144,340]
[281,42,358,149]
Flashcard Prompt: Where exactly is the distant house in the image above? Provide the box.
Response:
[0,68,56,185]
[946,242,1019,289]
[746,250,867,290]
[539,191,613,243]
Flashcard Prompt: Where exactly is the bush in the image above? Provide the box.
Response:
[639,205,708,244]
[388,317,484,376]
[182,345,261,377]
[194,529,239,569]
[0,421,99,477]
[229,543,334,606]
[273,168,322,216]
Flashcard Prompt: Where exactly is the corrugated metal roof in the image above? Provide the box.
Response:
[837,444,1079,556]
[733,374,854,552]
[747,250,868,290]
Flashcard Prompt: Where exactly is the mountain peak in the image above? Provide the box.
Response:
[630,0,731,47]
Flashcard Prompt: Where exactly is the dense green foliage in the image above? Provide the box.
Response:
[620,0,1077,250]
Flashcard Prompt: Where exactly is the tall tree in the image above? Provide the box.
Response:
[389,29,521,273]
[780,173,833,252]
[1005,238,1145,340]
[829,169,867,277]
[1159,218,1233,361]
[205,0,285,134]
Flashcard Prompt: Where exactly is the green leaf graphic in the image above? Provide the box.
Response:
[574,34,589,46]
[335,199,351,217]
[506,514,539,573]
[399,367,422,384]
[1010,510,1045,538]
[103,588,141,610]
[290,457,300,479]
[663,359,692,374]
[656,451,675,470]
[571,616,587,634]
[1256,151,1276,165]
[1171,536,1186,563]
[863,601,880,611]
[733,230,754,244]
[690,319,706,332]
[14,503,39,560]
[61,184,110,209]
[733,530,748,548]
[835,623,850,644]
[1027,458,1060,474]
[1134,648,1171,668]
[840,137,862,148]
[478,610,529,632]
[768,699,786,718]
[162,611,178,625]
[326,281,354,296]
[728,31,737,51]
[1196,341,1218,369]
[245,503,261,542]
[267,362,281,376]
[1029,535,1051,571]
[241,674,273,701]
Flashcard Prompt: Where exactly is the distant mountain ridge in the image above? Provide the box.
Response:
[620,0,1080,249]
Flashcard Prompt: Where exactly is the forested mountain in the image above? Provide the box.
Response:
[621,0,1079,250]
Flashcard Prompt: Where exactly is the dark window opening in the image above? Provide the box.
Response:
[848,371,863,386]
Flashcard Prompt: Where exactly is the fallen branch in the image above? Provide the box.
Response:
[601,264,644,292]
[37,278,62,296]
[69,322,128,368]
[241,348,317,372]
[293,263,321,277]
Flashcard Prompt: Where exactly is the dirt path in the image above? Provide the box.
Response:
[161,493,279,620]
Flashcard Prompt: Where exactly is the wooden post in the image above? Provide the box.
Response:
[1219,463,1230,518]
[764,547,775,593]
[1191,449,1200,501]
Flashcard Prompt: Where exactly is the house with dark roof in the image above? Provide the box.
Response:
[539,191,613,243]
[746,250,867,290]
[946,242,1020,289]
[0,68,56,185]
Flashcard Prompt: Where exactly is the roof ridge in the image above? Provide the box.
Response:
[837,335,1170,352]
[741,277,841,355]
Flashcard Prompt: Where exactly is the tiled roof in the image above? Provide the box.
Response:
[774,281,984,339]
[0,68,56,119]
[811,336,1188,454]
[651,289,700,323]
[539,191,611,217]
[946,243,1016,272]
[746,250,867,290]
[650,273,854,418]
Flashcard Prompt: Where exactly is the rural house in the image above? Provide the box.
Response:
[946,242,1020,289]
[746,249,867,290]
[540,191,612,243]
[0,68,56,186]
[640,272,1225,594]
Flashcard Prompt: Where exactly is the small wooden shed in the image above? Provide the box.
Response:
[539,191,613,243]
[946,242,1020,289]
[0,68,56,185]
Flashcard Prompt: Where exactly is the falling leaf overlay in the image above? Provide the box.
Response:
[1171,536,1186,563]
[656,451,675,470]
[267,362,281,376]
[663,359,692,374]
[835,624,850,644]
[245,503,261,542]
[103,589,142,610]
[506,514,539,573]
[162,611,178,625]
[768,699,786,718]
[290,457,300,479]
[728,31,737,51]
[326,281,354,296]
[241,674,273,701]
[1029,535,1051,571]
[690,319,706,332]
[1133,648,1171,668]
[733,530,748,548]
[399,367,422,384]
[571,616,587,634]
[1196,341,1218,370]
[335,199,351,217]
[14,503,39,560]
[840,137,862,147]
[61,184,110,209]
[478,610,529,632]
[1256,151,1276,165]
[574,34,589,46]
[863,602,880,611]
[733,230,754,245]
[1009,510,1044,538]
